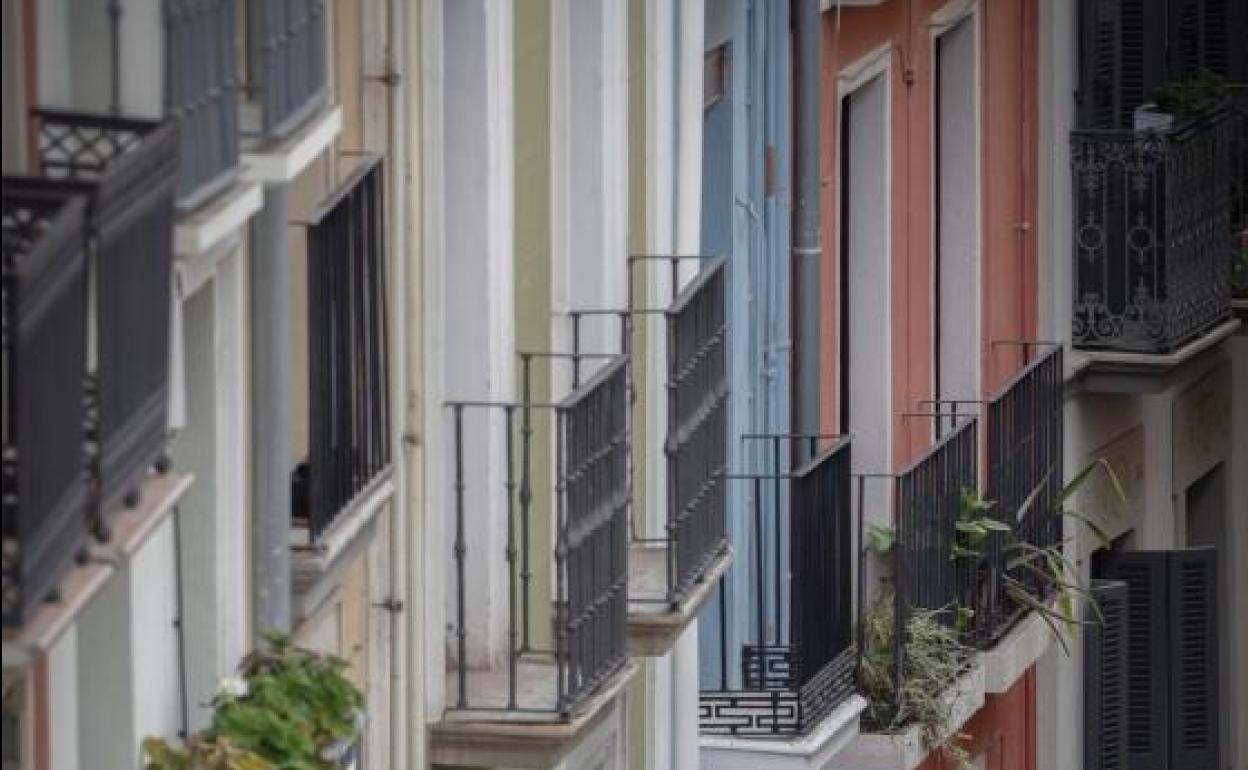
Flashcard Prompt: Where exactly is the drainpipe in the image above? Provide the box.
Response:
[249,183,292,636]
[794,0,822,454]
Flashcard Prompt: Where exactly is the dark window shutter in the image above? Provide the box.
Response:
[1168,548,1219,770]
[1085,580,1130,770]
[1078,0,1124,129]
[1100,551,1169,769]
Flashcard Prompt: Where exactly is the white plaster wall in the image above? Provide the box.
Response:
[440,0,514,668]
[76,562,135,770]
[934,16,979,405]
[841,71,891,516]
[129,516,184,745]
[47,626,79,770]
[35,0,162,116]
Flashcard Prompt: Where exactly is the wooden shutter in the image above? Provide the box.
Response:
[1167,548,1219,770]
[1085,580,1130,770]
[1099,551,1169,769]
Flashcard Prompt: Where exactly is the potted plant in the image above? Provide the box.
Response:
[209,634,365,770]
[142,735,270,770]
[1136,69,1230,129]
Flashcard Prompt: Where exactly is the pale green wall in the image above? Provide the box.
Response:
[514,0,554,652]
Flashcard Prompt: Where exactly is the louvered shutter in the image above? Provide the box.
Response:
[1078,0,1123,129]
[1085,580,1130,770]
[1167,548,1219,770]
[1166,0,1246,81]
[1099,551,1169,770]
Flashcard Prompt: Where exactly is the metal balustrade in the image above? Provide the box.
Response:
[445,356,630,718]
[166,0,240,208]
[980,346,1065,644]
[567,256,730,609]
[894,417,979,638]
[33,109,178,527]
[1071,108,1237,352]
[246,0,329,140]
[297,158,390,540]
[699,437,856,737]
[1229,88,1248,300]
[1,185,90,628]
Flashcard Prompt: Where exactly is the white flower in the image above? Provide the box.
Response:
[218,676,249,699]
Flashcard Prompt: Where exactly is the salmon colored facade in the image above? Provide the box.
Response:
[817,0,1040,765]
[818,0,1039,461]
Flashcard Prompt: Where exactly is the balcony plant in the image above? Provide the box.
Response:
[143,635,363,770]
[209,634,364,770]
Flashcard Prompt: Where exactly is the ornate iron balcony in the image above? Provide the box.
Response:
[1071,109,1239,353]
[33,110,179,528]
[293,158,390,541]
[1,185,90,628]
[699,438,856,738]
[245,0,329,140]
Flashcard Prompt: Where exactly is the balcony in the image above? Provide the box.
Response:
[2,186,90,629]
[699,438,859,754]
[1070,107,1242,387]
[433,356,635,767]
[244,0,329,141]
[31,110,179,526]
[1230,89,1248,317]
[290,158,392,599]
[623,258,733,655]
[166,0,241,210]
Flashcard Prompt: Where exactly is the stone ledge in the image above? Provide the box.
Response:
[241,106,343,184]
[1070,318,1240,393]
[979,612,1054,694]
[174,179,262,258]
[627,543,733,657]
[826,664,985,770]
[700,694,867,770]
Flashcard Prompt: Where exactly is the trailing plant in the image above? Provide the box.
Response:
[1152,69,1229,119]
[142,735,270,770]
[208,634,364,770]
[858,591,974,769]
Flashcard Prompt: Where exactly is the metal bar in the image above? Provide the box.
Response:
[772,436,782,644]
[453,405,467,708]
[555,408,569,717]
[754,476,765,653]
[504,405,517,709]
[520,354,534,652]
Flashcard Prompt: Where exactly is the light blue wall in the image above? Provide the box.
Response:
[697,0,792,690]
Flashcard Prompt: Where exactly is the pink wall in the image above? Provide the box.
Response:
[818,0,1039,468]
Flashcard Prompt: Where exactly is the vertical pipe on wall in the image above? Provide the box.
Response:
[249,183,292,636]
[794,0,822,458]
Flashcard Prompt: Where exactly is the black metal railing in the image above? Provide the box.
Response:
[894,417,978,639]
[34,110,178,525]
[246,0,329,140]
[1,185,90,628]
[165,0,240,208]
[665,258,729,605]
[1229,88,1248,300]
[567,256,730,609]
[1071,108,1236,352]
[296,158,390,540]
[699,438,856,737]
[980,346,1065,644]
[446,356,630,718]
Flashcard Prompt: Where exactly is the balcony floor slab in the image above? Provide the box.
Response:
[700,694,867,770]
[433,658,637,768]
[627,541,733,657]
[978,611,1053,694]
[3,472,192,668]
[242,106,343,184]
[1071,318,1241,393]
[174,179,263,259]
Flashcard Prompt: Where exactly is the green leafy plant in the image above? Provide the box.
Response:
[1152,69,1229,119]
[208,634,364,770]
[867,523,897,555]
[142,735,270,770]
[858,592,974,769]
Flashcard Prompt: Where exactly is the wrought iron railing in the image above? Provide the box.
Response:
[446,356,630,718]
[34,110,178,527]
[1,185,90,628]
[165,0,240,208]
[1071,109,1236,352]
[665,258,729,605]
[894,417,979,638]
[246,0,329,140]
[296,158,390,540]
[979,346,1065,644]
[699,437,856,737]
